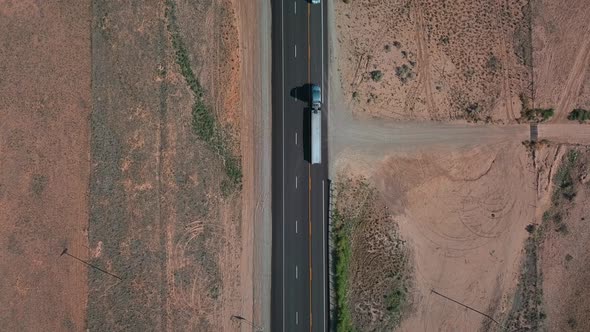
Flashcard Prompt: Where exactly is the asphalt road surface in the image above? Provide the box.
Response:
[271,0,329,331]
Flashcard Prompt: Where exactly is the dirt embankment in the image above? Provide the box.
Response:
[505,145,590,331]
[538,147,590,331]
[0,1,91,331]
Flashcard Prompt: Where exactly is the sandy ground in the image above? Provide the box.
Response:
[0,1,90,331]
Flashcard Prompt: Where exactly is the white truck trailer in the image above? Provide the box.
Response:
[311,84,322,165]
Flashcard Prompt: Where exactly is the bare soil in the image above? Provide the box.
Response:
[0,1,91,331]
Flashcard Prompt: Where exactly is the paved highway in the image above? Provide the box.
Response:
[271,0,329,331]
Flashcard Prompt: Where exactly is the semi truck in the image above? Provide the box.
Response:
[311,84,322,165]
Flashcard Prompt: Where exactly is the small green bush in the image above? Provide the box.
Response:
[370,70,383,82]
[395,64,415,84]
[567,108,590,122]
[192,101,216,143]
[167,0,242,192]
[487,53,501,72]
[524,108,554,122]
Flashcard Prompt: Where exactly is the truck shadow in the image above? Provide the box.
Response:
[290,84,313,103]
[303,107,311,163]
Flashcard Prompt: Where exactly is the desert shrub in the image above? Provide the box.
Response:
[525,224,535,233]
[567,317,577,328]
[395,64,415,84]
[486,53,501,72]
[523,108,554,122]
[567,108,590,122]
[465,103,482,116]
[167,0,241,190]
[565,254,573,262]
[555,223,568,235]
[332,209,354,331]
[370,70,383,82]
[192,101,216,143]
[540,109,554,120]
[224,155,243,187]
[385,286,407,323]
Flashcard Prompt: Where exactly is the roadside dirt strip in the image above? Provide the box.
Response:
[235,0,272,330]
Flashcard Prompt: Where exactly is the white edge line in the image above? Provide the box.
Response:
[322,180,326,329]
[281,0,285,330]
[321,0,326,328]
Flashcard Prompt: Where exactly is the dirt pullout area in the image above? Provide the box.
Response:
[532,1,590,121]
[89,0,246,331]
[334,0,532,123]
[0,1,90,331]
[335,142,535,330]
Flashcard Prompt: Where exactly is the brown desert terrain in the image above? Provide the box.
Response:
[330,0,590,331]
[0,1,90,331]
[1,0,265,330]
[334,0,590,124]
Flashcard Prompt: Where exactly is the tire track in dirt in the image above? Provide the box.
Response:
[555,27,590,121]
[499,0,516,122]
[414,3,438,120]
